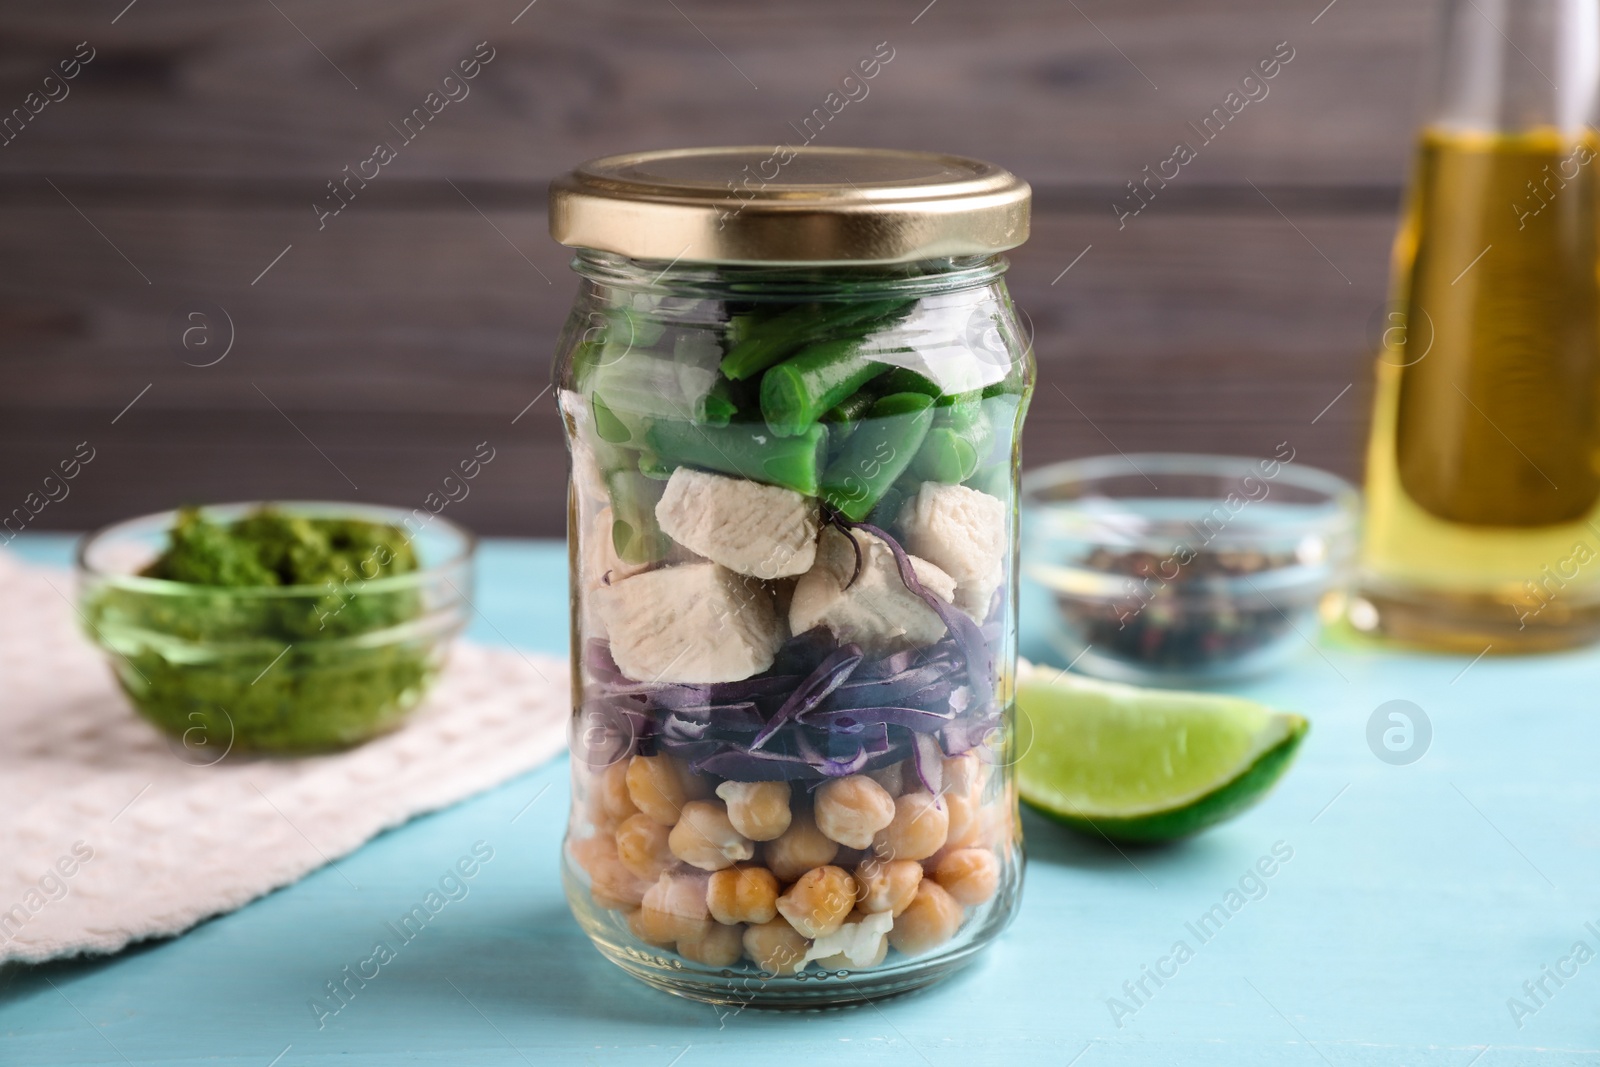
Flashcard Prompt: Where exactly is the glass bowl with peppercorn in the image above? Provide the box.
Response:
[1021,452,1358,685]
[77,501,474,755]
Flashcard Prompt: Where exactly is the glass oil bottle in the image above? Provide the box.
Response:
[1355,0,1600,651]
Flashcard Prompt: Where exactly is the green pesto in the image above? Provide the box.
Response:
[91,507,436,754]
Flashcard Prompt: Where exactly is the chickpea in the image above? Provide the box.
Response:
[615,813,675,882]
[775,865,857,939]
[762,810,839,883]
[600,759,639,823]
[942,752,987,798]
[570,835,648,911]
[981,795,1018,855]
[867,761,905,797]
[568,832,609,875]
[706,866,780,926]
[833,845,868,869]
[934,848,1000,907]
[715,780,792,842]
[578,781,609,833]
[668,800,755,871]
[854,858,923,916]
[742,916,810,976]
[944,791,983,852]
[635,869,712,945]
[677,921,744,967]
[814,775,896,849]
[626,908,673,948]
[887,880,963,957]
[597,859,650,910]
[626,754,705,826]
[873,791,950,862]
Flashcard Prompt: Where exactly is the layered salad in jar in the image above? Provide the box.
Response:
[561,264,1029,981]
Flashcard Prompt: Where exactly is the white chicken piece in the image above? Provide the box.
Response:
[580,506,653,640]
[789,526,956,655]
[802,909,895,968]
[594,563,785,683]
[654,468,819,579]
[898,483,1007,620]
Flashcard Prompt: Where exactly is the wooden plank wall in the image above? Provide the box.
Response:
[0,0,1431,537]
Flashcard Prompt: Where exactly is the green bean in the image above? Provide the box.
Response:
[820,393,935,521]
[591,393,633,444]
[975,392,1021,463]
[566,339,602,392]
[963,459,1012,498]
[821,389,877,445]
[940,396,987,433]
[605,467,671,564]
[609,306,667,348]
[910,427,980,483]
[871,368,992,409]
[874,367,942,398]
[699,378,737,427]
[760,339,894,437]
[638,451,675,481]
[720,299,909,381]
[720,306,815,381]
[591,348,732,436]
[645,418,828,497]
[867,481,910,528]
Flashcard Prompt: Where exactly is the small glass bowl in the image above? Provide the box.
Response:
[77,502,475,755]
[1021,453,1359,685]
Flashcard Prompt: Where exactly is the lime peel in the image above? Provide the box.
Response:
[1016,670,1308,843]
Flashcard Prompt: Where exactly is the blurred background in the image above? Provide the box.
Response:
[0,0,1425,538]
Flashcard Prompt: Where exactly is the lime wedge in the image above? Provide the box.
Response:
[1016,670,1308,843]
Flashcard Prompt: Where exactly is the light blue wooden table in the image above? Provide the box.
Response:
[3,534,1597,1065]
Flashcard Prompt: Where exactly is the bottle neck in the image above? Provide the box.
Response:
[1428,0,1598,134]
[569,249,1009,301]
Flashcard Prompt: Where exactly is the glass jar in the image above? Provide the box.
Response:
[548,147,1033,1005]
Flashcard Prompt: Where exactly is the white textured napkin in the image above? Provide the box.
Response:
[0,551,568,965]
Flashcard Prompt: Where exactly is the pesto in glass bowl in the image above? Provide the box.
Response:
[78,502,474,755]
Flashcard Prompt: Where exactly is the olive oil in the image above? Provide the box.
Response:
[1358,127,1600,650]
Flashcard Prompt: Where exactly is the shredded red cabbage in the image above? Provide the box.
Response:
[577,523,1005,783]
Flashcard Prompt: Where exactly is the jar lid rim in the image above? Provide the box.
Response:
[549,146,1031,265]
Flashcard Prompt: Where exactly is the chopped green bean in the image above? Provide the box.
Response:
[820,392,935,521]
[590,349,729,437]
[610,306,666,348]
[605,467,671,564]
[592,394,633,444]
[868,481,911,528]
[982,376,1021,399]
[874,367,942,398]
[963,459,1013,498]
[638,451,675,480]
[910,427,980,483]
[940,396,987,431]
[699,378,738,427]
[720,306,817,381]
[645,418,828,497]
[720,299,910,381]
[760,339,894,437]
[912,396,993,483]
[821,389,877,445]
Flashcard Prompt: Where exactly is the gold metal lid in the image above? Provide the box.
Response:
[549,146,1030,265]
